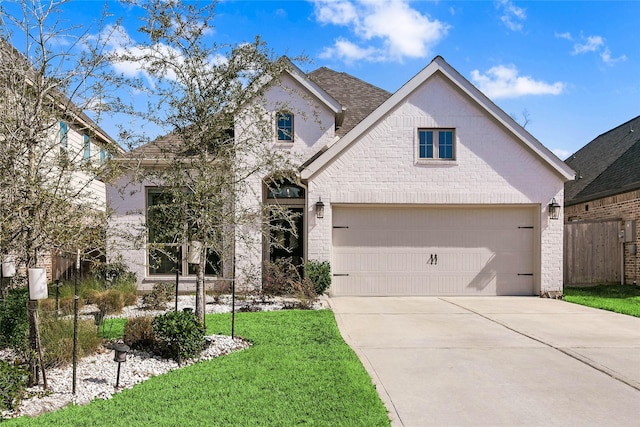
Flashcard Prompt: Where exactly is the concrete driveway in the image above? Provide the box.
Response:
[328,297,640,427]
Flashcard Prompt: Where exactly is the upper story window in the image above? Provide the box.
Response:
[276,112,293,142]
[418,129,455,161]
[59,121,68,153]
[83,134,91,163]
[100,147,106,164]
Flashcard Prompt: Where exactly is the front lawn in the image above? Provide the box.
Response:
[564,284,640,317]
[5,310,390,426]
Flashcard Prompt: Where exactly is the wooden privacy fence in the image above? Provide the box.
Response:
[564,219,621,286]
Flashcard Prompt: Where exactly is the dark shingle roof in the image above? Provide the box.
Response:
[308,67,391,137]
[565,115,640,205]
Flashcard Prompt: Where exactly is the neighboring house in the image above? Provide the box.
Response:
[108,56,574,296]
[0,39,122,281]
[564,115,640,285]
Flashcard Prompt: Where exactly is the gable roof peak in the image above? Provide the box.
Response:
[301,56,574,181]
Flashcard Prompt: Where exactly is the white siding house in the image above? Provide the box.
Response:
[109,56,574,295]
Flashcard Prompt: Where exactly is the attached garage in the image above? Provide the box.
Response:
[331,205,538,296]
[301,57,574,297]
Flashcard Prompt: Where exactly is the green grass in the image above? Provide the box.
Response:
[564,284,640,317]
[5,310,390,426]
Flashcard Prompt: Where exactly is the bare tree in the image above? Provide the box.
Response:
[110,0,303,323]
[511,108,531,129]
[0,0,121,384]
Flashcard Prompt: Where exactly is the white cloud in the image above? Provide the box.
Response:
[552,148,571,160]
[554,32,572,41]
[600,47,627,65]
[319,38,382,63]
[312,0,449,63]
[315,0,358,25]
[567,33,627,65]
[572,35,604,54]
[103,24,228,85]
[496,0,526,31]
[470,64,565,99]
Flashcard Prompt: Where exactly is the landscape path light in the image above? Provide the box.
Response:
[113,343,130,388]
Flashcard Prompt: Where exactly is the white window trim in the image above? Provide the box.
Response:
[415,128,457,164]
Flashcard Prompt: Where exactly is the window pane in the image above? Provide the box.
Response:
[419,130,433,158]
[277,112,293,141]
[186,247,221,275]
[147,190,179,243]
[83,134,91,162]
[59,122,68,150]
[148,246,178,275]
[438,131,453,159]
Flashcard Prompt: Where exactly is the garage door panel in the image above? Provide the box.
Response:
[331,206,536,296]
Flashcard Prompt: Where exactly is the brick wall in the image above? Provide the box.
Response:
[565,189,640,284]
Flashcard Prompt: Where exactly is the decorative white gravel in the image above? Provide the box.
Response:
[1,295,323,419]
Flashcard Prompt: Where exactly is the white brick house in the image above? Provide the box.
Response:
[109,56,574,296]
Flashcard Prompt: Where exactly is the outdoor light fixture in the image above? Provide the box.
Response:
[548,198,561,220]
[316,198,325,219]
[187,241,202,265]
[2,256,16,278]
[113,343,130,388]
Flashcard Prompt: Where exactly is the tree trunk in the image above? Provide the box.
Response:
[195,252,205,324]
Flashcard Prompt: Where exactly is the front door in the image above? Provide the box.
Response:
[270,207,304,266]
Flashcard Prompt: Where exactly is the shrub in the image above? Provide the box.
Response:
[0,287,29,352]
[39,316,102,368]
[152,311,205,365]
[93,261,137,287]
[0,361,29,412]
[93,289,125,316]
[305,260,331,295]
[114,281,138,307]
[263,258,300,296]
[141,282,174,310]
[263,258,318,308]
[124,316,156,351]
[288,277,318,310]
[57,296,84,316]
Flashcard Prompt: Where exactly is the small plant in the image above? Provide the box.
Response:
[141,282,174,310]
[0,361,29,412]
[124,316,156,351]
[152,310,205,365]
[304,260,331,295]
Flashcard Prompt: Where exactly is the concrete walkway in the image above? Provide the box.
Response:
[328,297,640,427]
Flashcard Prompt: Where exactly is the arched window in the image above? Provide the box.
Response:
[276,111,293,142]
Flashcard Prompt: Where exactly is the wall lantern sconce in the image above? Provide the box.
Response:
[113,343,130,388]
[548,198,561,220]
[316,198,325,219]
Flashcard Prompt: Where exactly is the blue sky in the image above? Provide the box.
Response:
[41,1,640,158]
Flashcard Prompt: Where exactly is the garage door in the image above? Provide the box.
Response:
[331,206,536,296]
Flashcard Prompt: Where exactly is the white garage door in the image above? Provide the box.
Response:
[331,206,536,296]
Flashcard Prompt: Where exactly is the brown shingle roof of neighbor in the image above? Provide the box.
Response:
[564,115,640,205]
[308,67,392,137]
[125,131,183,158]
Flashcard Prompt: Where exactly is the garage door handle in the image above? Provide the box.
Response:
[333,273,349,277]
[518,273,533,276]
